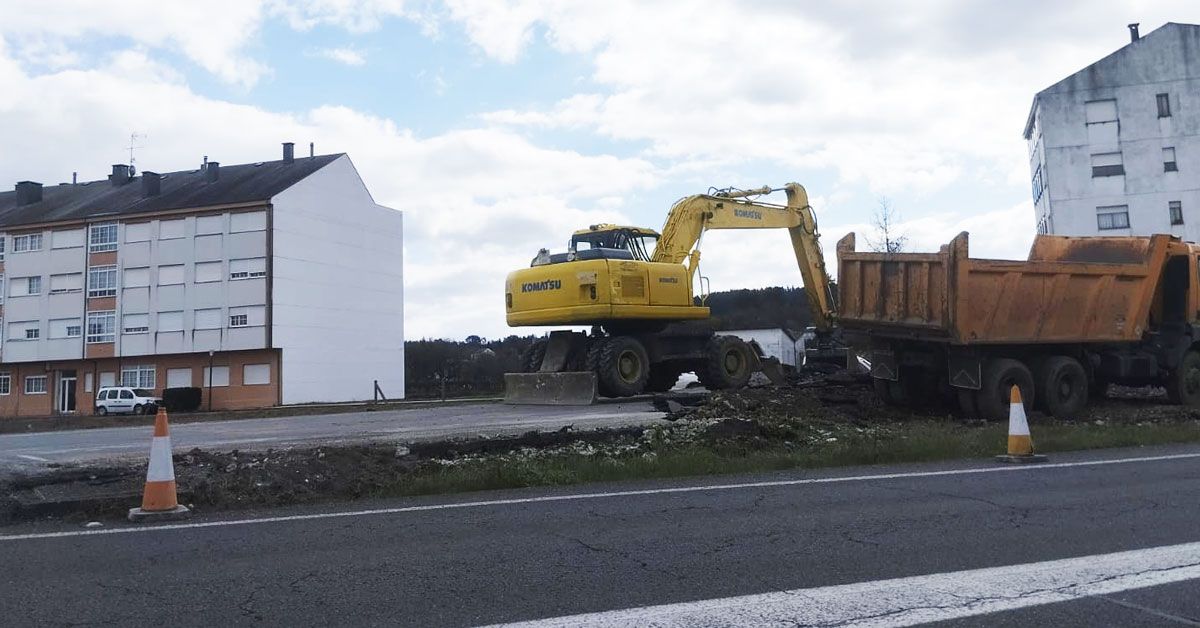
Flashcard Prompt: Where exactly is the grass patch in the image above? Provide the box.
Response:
[350,419,1200,500]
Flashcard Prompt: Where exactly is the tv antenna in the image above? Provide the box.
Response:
[127,133,145,174]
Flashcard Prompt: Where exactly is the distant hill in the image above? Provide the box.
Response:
[703,286,815,333]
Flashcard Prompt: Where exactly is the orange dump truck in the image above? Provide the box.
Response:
[836,231,1200,420]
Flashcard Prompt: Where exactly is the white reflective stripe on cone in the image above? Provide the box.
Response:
[1008,401,1031,437]
[146,437,175,482]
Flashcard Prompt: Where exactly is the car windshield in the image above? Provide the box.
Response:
[133,389,156,397]
[572,230,658,261]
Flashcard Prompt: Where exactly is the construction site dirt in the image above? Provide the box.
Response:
[4,377,1199,526]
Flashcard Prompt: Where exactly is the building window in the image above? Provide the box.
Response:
[1164,147,1178,172]
[49,273,83,294]
[125,222,150,243]
[1031,164,1045,204]
[1084,99,1119,145]
[24,375,47,395]
[1157,93,1171,118]
[87,265,118,298]
[230,257,267,280]
[49,318,82,339]
[1170,201,1184,226]
[86,310,116,343]
[1091,152,1125,177]
[88,223,118,252]
[159,219,186,240]
[243,364,271,385]
[230,210,267,232]
[228,305,264,328]
[121,365,156,389]
[99,372,115,388]
[1097,206,1131,230]
[195,261,222,283]
[0,236,6,260]
[11,276,41,297]
[52,228,85,249]
[12,233,43,253]
[123,267,150,288]
[195,214,224,235]
[167,368,192,388]
[157,264,185,285]
[0,373,9,395]
[194,308,222,330]
[204,366,230,387]
[158,311,184,332]
[122,313,149,334]
[7,321,38,341]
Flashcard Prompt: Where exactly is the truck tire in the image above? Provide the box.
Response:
[520,339,548,372]
[645,367,681,393]
[1039,356,1088,420]
[978,358,1034,422]
[597,336,649,397]
[1167,350,1200,407]
[700,335,754,390]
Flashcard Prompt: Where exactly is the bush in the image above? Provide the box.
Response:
[162,387,202,412]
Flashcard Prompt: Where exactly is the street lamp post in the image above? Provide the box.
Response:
[207,350,214,412]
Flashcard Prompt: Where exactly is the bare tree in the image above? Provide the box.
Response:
[867,197,908,254]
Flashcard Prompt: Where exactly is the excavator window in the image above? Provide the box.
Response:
[571,229,658,262]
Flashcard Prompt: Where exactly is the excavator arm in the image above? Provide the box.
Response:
[651,183,837,332]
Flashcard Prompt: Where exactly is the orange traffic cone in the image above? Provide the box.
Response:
[995,385,1047,464]
[128,407,190,521]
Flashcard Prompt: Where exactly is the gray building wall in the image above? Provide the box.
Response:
[1026,23,1200,239]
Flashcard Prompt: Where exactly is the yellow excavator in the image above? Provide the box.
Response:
[504,183,838,403]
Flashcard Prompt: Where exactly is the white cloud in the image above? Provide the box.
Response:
[314,46,368,66]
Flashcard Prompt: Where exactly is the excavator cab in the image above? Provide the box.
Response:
[571,225,659,262]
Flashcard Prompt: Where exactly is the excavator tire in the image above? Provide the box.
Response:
[521,339,548,373]
[597,336,650,397]
[700,335,754,390]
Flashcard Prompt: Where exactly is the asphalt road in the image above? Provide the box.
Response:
[0,400,663,472]
[2,444,1199,626]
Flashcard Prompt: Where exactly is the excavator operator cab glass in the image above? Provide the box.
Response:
[571,229,658,262]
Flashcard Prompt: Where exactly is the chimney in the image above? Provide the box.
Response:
[141,171,161,197]
[282,142,295,164]
[15,181,43,206]
[1128,23,1140,42]
[205,161,220,183]
[109,164,132,186]
[309,142,314,158]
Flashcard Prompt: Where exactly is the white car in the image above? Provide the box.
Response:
[95,387,161,416]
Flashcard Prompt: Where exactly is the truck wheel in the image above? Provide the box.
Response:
[1039,356,1088,420]
[645,367,681,393]
[521,339,548,372]
[1167,350,1200,407]
[701,335,754,390]
[978,358,1034,422]
[597,336,649,397]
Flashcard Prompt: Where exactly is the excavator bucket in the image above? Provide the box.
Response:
[503,372,597,405]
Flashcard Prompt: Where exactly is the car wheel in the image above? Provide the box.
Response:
[133,404,144,415]
[96,406,108,416]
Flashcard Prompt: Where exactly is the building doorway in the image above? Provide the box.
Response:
[58,370,77,414]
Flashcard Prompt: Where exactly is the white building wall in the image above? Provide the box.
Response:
[1027,24,1200,239]
[270,154,404,404]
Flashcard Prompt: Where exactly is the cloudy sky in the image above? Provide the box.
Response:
[1,1,1196,340]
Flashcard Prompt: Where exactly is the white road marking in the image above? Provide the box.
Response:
[14,454,49,462]
[486,541,1200,627]
[0,450,1197,542]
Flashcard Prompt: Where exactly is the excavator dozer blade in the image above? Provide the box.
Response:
[503,372,597,405]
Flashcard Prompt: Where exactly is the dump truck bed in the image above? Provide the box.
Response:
[835,232,1175,345]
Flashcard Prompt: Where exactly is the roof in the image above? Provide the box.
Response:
[1023,22,1200,138]
[572,224,661,237]
[0,153,344,230]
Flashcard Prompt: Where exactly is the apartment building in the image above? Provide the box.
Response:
[0,144,404,417]
[1024,22,1200,238]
